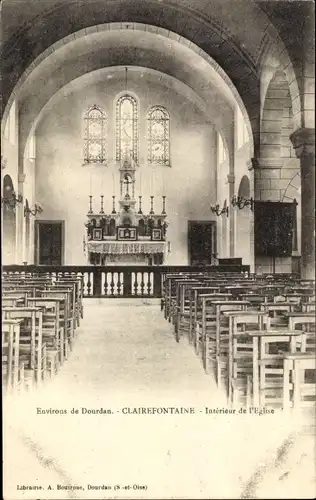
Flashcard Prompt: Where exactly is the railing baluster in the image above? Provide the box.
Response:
[93,268,102,297]
[110,272,115,296]
[140,272,145,296]
[123,270,132,297]
[117,272,122,296]
[87,272,92,297]
[147,272,152,296]
[2,264,251,299]
[103,272,108,296]
[133,272,138,296]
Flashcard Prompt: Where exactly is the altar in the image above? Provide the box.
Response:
[84,154,169,265]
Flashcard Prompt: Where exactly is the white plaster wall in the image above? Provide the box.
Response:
[34,77,217,265]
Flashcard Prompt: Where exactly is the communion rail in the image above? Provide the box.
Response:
[2,265,250,299]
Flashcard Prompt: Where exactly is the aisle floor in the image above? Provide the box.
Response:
[4,300,316,499]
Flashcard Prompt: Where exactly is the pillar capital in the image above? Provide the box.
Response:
[290,127,315,158]
[247,157,284,172]
[247,158,259,171]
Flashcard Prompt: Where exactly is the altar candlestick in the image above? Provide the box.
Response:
[162,196,166,215]
[138,196,143,214]
[150,196,154,215]
[100,195,104,214]
[112,195,116,214]
[88,195,93,214]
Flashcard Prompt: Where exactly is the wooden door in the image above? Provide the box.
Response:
[188,221,216,266]
[35,221,64,265]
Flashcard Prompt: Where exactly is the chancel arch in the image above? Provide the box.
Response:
[4,23,254,163]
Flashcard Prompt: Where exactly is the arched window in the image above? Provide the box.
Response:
[83,105,107,164]
[147,106,170,165]
[116,94,139,162]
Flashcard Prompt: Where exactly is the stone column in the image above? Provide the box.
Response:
[17,173,26,263]
[227,173,235,257]
[247,158,257,273]
[290,128,315,279]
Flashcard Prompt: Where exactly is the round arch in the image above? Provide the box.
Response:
[2,23,255,154]
[260,69,295,159]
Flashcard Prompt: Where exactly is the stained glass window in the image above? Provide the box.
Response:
[83,105,107,164]
[116,95,139,162]
[147,106,170,165]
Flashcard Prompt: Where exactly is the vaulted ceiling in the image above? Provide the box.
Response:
[2,0,312,154]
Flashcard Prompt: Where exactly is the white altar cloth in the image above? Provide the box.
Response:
[87,240,167,255]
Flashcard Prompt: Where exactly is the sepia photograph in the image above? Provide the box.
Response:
[1,0,315,498]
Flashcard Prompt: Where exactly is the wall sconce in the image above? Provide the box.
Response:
[24,200,43,217]
[1,192,23,210]
[231,195,254,211]
[210,200,229,217]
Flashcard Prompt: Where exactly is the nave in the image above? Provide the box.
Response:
[3,298,316,500]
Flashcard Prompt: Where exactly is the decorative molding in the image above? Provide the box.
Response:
[290,128,315,158]
[257,158,284,169]
[248,157,286,171]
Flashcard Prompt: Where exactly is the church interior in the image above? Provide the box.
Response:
[2,0,316,498]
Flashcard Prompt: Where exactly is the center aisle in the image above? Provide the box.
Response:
[57,299,221,402]
[4,300,314,500]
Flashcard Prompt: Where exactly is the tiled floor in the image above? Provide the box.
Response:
[4,300,316,499]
